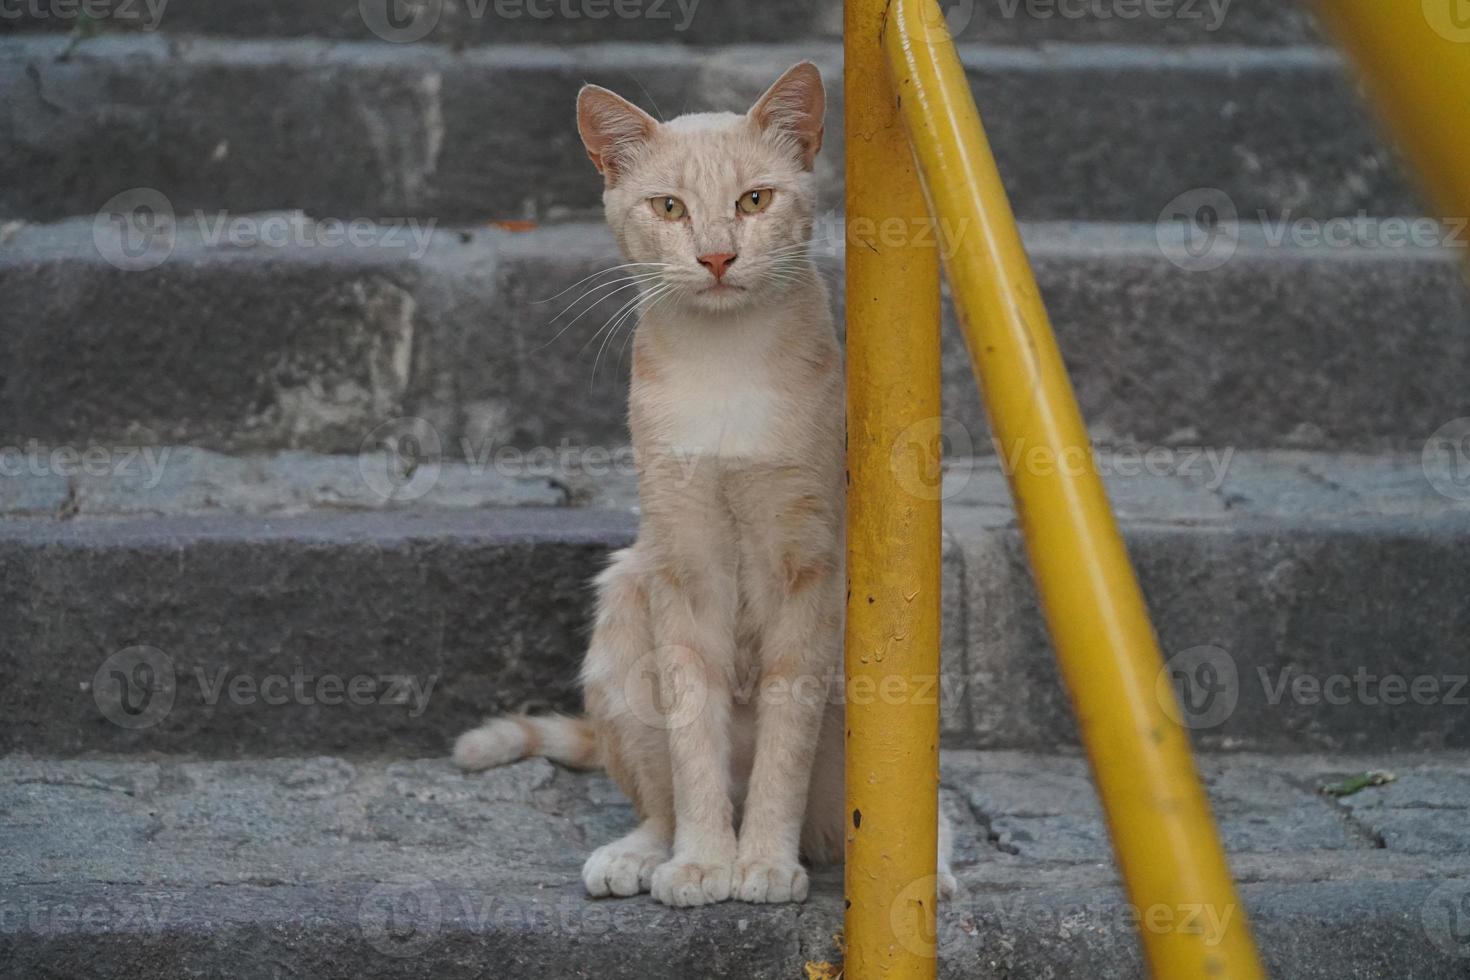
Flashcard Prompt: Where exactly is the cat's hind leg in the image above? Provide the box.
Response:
[580,547,677,898]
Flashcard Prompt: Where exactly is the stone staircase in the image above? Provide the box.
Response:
[3,2,1470,977]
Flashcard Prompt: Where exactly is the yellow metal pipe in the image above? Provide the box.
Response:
[882,1,1266,977]
[844,0,943,974]
[1309,0,1470,225]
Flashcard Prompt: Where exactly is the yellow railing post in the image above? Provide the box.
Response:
[1309,0,1470,228]
[844,0,943,975]
[879,0,1268,976]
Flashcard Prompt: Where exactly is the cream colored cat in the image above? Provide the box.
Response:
[454,63,953,908]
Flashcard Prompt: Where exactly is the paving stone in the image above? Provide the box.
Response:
[4,751,1467,978]
[0,0,1323,46]
[0,38,1417,223]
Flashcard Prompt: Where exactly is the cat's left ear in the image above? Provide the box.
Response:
[749,62,825,171]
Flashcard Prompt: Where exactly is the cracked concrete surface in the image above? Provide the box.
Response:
[2,751,1467,977]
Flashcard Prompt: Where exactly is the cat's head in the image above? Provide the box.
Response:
[576,62,825,314]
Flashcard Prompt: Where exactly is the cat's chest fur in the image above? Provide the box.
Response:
[632,313,787,460]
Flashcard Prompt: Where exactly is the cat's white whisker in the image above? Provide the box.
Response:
[534,261,673,305]
[583,280,668,363]
[592,283,672,387]
[552,272,669,323]
[618,284,681,369]
[539,274,669,351]
[549,268,670,318]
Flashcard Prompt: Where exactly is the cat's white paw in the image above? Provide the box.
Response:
[732,857,809,904]
[937,868,959,900]
[583,839,669,898]
[650,858,733,907]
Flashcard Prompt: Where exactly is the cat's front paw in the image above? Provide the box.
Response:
[583,839,668,898]
[650,858,733,907]
[732,857,809,904]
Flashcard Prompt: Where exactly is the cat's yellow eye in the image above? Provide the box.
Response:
[737,189,774,215]
[651,196,687,221]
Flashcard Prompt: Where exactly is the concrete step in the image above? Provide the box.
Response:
[0,36,1416,224]
[0,0,1322,47]
[2,450,1467,756]
[4,220,1466,457]
[2,751,1468,978]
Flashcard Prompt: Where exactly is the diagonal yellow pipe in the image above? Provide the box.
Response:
[1310,0,1470,227]
[880,0,1267,976]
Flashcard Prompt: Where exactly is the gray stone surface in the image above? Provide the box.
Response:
[1332,763,1470,855]
[2,450,1468,755]
[0,446,565,518]
[5,220,1466,456]
[1,751,1467,978]
[0,484,970,750]
[0,508,636,756]
[0,37,1416,223]
[0,217,488,455]
[944,453,1470,751]
[0,0,1322,46]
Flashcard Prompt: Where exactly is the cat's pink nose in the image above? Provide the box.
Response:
[697,252,738,281]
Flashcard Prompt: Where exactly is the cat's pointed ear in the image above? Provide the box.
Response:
[749,62,826,171]
[577,84,658,183]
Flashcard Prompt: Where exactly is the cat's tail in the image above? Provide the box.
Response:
[452,713,601,772]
